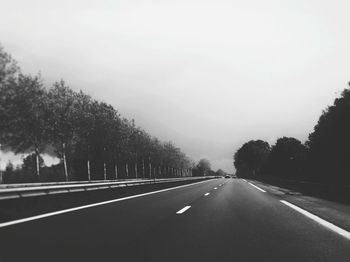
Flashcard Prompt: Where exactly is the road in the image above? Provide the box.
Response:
[0,178,349,262]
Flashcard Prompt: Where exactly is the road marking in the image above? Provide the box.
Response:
[214,187,218,190]
[242,179,247,182]
[176,206,191,214]
[280,200,350,240]
[248,182,266,193]
[204,193,210,196]
[0,179,213,229]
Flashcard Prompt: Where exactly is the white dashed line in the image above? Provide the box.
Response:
[242,179,247,182]
[214,187,218,190]
[176,206,191,214]
[204,193,210,196]
[248,182,266,193]
[280,200,350,240]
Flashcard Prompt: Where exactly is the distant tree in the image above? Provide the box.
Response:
[266,137,307,178]
[196,158,211,176]
[307,84,350,183]
[22,153,45,173]
[216,169,226,177]
[234,140,270,177]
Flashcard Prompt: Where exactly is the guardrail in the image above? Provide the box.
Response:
[0,176,218,200]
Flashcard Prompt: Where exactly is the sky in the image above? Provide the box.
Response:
[0,0,350,172]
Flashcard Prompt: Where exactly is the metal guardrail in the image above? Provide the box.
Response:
[0,176,218,200]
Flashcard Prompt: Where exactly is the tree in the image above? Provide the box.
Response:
[0,44,19,86]
[216,169,226,177]
[0,74,49,179]
[234,140,270,178]
[266,137,307,178]
[195,158,211,176]
[46,80,76,181]
[306,84,350,183]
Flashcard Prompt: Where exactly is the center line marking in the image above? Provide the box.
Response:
[176,206,191,214]
[214,187,218,190]
[248,182,266,193]
[204,193,210,196]
[280,200,350,240]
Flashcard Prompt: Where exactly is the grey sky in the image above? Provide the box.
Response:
[1,0,349,172]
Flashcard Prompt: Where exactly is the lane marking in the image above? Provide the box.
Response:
[176,206,191,214]
[280,200,350,240]
[0,179,213,229]
[214,187,218,190]
[248,182,266,193]
[204,193,210,196]
[242,179,247,182]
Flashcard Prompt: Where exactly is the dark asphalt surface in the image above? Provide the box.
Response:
[0,178,349,262]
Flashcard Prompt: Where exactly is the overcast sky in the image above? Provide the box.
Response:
[1,0,350,172]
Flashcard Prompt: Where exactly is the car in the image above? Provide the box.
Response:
[224,175,231,178]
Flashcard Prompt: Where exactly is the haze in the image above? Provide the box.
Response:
[1,0,350,172]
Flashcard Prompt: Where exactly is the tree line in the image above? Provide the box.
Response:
[234,83,350,185]
[0,44,194,183]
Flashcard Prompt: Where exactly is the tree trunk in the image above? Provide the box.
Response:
[135,162,138,179]
[149,158,151,179]
[142,159,145,178]
[104,162,107,180]
[87,160,91,181]
[103,147,107,180]
[148,157,152,179]
[35,149,40,179]
[115,163,118,180]
[62,143,68,181]
[126,163,129,177]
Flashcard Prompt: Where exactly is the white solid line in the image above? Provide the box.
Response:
[0,180,212,229]
[248,182,266,193]
[176,206,191,214]
[204,193,210,196]
[242,179,247,182]
[280,200,350,240]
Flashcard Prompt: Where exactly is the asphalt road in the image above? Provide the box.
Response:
[0,178,349,262]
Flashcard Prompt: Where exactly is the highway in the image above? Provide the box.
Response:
[0,178,349,262]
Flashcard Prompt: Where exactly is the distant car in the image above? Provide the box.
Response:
[224,175,231,178]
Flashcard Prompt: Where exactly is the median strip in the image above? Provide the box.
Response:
[280,200,350,240]
[176,206,191,214]
[248,182,266,193]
